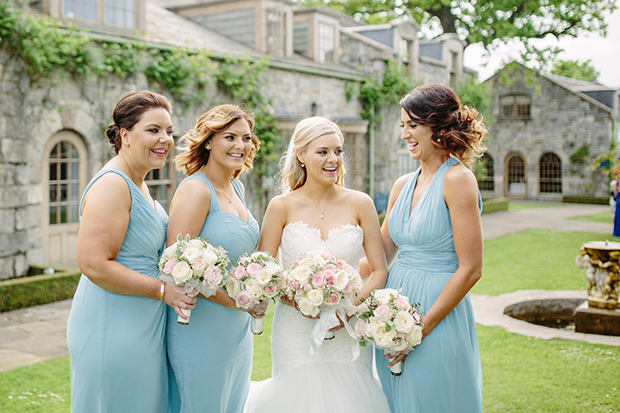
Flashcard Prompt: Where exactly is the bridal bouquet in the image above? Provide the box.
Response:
[284,249,363,354]
[225,251,284,335]
[159,234,230,325]
[356,288,424,376]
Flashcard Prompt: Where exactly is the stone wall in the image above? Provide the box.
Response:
[486,65,614,201]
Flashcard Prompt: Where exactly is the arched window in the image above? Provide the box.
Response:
[48,140,81,224]
[477,153,494,191]
[506,154,526,197]
[539,152,562,193]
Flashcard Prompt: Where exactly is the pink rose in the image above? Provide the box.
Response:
[246,262,262,276]
[303,283,312,292]
[327,279,335,286]
[323,250,336,259]
[394,297,410,311]
[193,258,207,272]
[323,269,335,279]
[326,292,341,305]
[234,266,248,280]
[162,258,178,275]
[235,290,254,310]
[344,283,352,293]
[292,258,301,265]
[264,283,278,297]
[355,318,367,337]
[311,272,326,288]
[374,304,390,321]
[203,266,223,286]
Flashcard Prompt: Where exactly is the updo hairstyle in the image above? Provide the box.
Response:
[279,116,346,193]
[175,104,259,178]
[105,90,172,154]
[400,84,487,167]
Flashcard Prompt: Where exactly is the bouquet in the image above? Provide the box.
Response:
[159,234,230,325]
[225,251,284,335]
[283,249,363,354]
[355,288,424,376]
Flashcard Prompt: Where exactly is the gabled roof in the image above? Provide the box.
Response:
[489,62,616,115]
[545,73,619,93]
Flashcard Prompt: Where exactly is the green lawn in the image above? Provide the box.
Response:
[568,211,613,224]
[2,228,620,412]
[508,201,559,211]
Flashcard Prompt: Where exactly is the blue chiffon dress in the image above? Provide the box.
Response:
[67,168,169,413]
[166,173,260,413]
[376,157,483,413]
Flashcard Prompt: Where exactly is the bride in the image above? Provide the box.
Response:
[244,117,391,412]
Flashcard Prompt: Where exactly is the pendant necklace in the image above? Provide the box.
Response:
[213,183,233,203]
[308,196,330,219]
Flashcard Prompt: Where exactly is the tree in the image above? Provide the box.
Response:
[297,0,617,61]
[550,59,600,82]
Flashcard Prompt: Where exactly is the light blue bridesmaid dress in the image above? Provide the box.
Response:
[167,172,260,413]
[376,157,483,413]
[67,168,169,413]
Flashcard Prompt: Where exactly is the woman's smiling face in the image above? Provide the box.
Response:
[298,133,344,186]
[400,108,436,162]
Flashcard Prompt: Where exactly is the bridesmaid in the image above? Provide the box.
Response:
[166,104,266,413]
[67,90,196,412]
[369,84,487,412]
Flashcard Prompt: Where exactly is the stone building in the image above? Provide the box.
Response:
[481,63,620,201]
[0,0,467,279]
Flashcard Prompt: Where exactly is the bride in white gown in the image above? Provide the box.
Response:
[244,117,391,413]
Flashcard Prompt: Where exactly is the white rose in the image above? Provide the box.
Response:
[290,265,311,283]
[374,325,397,349]
[254,269,273,286]
[297,297,320,317]
[393,334,410,352]
[365,317,383,339]
[374,288,399,305]
[202,247,219,266]
[250,251,266,260]
[264,261,281,276]
[393,311,415,333]
[350,273,363,291]
[226,277,241,297]
[306,289,324,306]
[181,247,201,264]
[163,244,177,259]
[244,278,263,298]
[407,324,423,346]
[171,261,193,284]
[333,270,349,291]
[188,239,204,249]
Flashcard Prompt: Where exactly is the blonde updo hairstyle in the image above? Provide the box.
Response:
[400,84,487,168]
[279,116,346,193]
[175,104,260,178]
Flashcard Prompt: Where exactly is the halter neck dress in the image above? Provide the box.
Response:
[376,157,483,413]
[166,172,260,413]
[67,168,169,413]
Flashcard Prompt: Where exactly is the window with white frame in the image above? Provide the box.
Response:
[63,0,137,29]
[500,94,531,119]
[318,23,335,63]
[48,140,81,225]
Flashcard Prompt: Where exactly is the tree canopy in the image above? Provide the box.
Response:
[550,59,600,82]
[297,0,616,55]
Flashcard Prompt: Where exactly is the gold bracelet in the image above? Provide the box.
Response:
[159,281,165,302]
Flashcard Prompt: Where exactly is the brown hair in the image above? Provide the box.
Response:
[175,104,259,178]
[105,90,172,154]
[400,84,487,167]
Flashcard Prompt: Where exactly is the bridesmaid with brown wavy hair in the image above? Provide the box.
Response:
[166,104,266,413]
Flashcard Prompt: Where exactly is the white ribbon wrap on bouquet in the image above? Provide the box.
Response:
[310,299,360,361]
[160,274,219,325]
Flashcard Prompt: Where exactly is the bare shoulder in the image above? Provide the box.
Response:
[176,176,211,201]
[83,171,130,208]
[444,163,478,192]
[339,187,373,206]
[265,193,290,216]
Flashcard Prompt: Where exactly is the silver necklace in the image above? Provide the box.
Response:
[308,196,330,219]
[213,183,233,203]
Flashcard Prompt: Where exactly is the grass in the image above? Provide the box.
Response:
[473,229,620,296]
[2,226,620,412]
[568,211,613,224]
[508,201,559,211]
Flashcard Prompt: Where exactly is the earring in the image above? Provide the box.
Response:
[301,163,305,168]
[206,145,211,150]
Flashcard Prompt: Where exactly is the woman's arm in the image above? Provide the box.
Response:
[355,193,389,305]
[77,173,195,315]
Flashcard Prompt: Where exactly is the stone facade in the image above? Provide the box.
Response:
[0,0,463,279]
[483,63,619,201]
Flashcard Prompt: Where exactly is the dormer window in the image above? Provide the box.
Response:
[318,23,335,63]
[62,0,138,30]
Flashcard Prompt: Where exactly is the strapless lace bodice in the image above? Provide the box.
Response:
[271,221,369,376]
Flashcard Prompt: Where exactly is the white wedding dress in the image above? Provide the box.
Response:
[244,221,391,413]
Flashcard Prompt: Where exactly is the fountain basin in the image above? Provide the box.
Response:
[504,298,585,330]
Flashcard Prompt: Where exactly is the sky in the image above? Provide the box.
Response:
[463,8,620,88]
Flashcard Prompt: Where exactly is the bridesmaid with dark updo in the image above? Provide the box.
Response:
[66,90,196,413]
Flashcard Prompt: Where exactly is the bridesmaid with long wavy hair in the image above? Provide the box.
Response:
[166,104,266,413]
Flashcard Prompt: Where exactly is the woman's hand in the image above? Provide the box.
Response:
[385,350,410,368]
[163,283,197,319]
[247,300,269,319]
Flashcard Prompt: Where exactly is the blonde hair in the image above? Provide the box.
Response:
[175,104,260,177]
[400,84,487,168]
[279,116,346,193]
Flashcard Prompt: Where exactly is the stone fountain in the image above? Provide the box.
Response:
[575,241,620,336]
